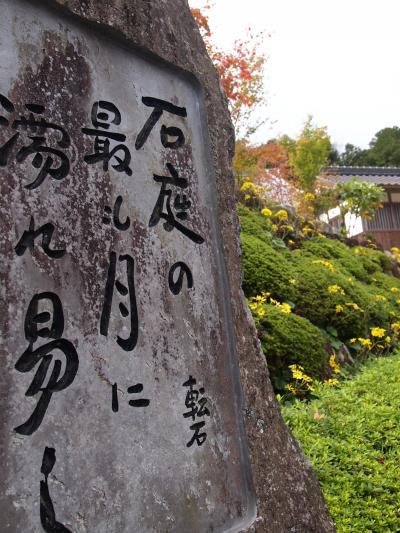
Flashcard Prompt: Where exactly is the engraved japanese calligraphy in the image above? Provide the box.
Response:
[0,1,255,532]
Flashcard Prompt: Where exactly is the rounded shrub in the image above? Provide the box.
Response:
[237,205,273,243]
[258,304,327,392]
[241,233,297,301]
[353,246,392,274]
[292,257,376,339]
[300,236,369,280]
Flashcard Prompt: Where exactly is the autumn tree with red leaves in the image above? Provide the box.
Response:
[191,1,266,138]
[190,2,297,204]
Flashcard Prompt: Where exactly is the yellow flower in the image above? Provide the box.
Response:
[325,378,339,386]
[255,295,266,304]
[396,299,400,305]
[377,344,384,349]
[240,181,257,193]
[286,384,297,395]
[390,287,400,293]
[304,192,315,202]
[302,227,313,235]
[350,338,357,343]
[270,298,292,314]
[261,207,272,217]
[335,305,344,313]
[370,327,385,338]
[391,322,400,333]
[271,224,278,232]
[244,194,251,201]
[358,337,372,348]
[329,354,340,374]
[385,336,391,345]
[289,364,313,383]
[289,278,297,285]
[328,284,345,295]
[374,294,387,302]
[346,302,364,312]
[257,308,266,318]
[312,259,335,271]
[280,303,291,314]
[274,209,288,221]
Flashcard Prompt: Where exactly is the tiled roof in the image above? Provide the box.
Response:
[323,166,400,186]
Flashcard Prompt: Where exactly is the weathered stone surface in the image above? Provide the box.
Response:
[0,0,336,531]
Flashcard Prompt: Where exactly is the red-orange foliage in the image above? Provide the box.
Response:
[234,140,291,181]
[191,3,265,136]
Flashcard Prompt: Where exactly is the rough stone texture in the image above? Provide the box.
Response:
[0,0,336,531]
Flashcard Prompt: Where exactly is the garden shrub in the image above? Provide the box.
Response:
[258,304,327,392]
[292,257,377,339]
[353,245,392,274]
[300,236,369,280]
[282,354,400,533]
[241,233,297,301]
[370,270,400,293]
[237,205,273,243]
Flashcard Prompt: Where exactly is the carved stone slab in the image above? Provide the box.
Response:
[0,1,255,531]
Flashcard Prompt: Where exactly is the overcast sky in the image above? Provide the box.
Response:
[189,0,400,150]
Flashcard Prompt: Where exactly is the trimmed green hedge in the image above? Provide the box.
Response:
[237,205,273,243]
[241,233,297,301]
[282,355,400,533]
[258,304,327,392]
[292,256,376,339]
[300,237,370,280]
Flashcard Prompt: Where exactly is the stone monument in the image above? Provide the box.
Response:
[0,0,336,531]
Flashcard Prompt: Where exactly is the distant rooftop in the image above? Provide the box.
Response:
[323,166,400,186]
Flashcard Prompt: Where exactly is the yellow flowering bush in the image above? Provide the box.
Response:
[370,327,385,338]
[303,192,315,202]
[270,298,292,314]
[312,259,335,271]
[345,302,364,312]
[261,207,272,217]
[255,304,327,394]
[349,325,398,359]
[329,354,340,374]
[285,364,314,398]
[324,378,339,386]
[327,284,345,295]
[240,181,258,193]
[293,256,371,339]
[239,180,264,208]
[302,226,314,235]
[273,209,288,221]
[391,246,400,262]
[391,321,400,334]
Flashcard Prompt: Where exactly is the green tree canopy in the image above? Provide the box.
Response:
[280,117,331,192]
[367,127,400,166]
[337,127,400,167]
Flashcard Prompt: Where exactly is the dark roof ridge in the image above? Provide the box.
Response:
[324,166,400,176]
